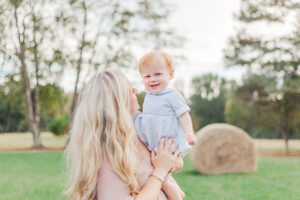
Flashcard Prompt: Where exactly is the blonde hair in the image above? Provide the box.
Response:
[139,50,173,73]
[65,69,140,200]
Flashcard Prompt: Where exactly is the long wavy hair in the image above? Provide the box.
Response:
[65,69,140,200]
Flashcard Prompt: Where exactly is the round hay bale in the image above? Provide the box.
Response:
[190,123,258,174]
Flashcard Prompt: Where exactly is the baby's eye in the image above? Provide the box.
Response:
[155,73,161,76]
[144,75,150,79]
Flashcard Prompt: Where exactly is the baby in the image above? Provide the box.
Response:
[135,50,196,156]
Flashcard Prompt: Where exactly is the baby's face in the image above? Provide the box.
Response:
[140,59,173,93]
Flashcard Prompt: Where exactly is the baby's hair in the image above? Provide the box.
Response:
[139,50,174,73]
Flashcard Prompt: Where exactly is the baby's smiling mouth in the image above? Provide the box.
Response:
[150,83,160,88]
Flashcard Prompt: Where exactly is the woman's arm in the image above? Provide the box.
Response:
[135,138,179,200]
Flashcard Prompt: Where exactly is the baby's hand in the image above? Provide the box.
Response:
[186,133,196,145]
[173,156,183,172]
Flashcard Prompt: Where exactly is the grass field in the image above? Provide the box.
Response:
[1,133,300,153]
[0,132,66,151]
[174,157,300,200]
[0,152,66,200]
[0,152,299,200]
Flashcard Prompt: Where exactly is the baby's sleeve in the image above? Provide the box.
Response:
[169,90,190,117]
[135,113,149,147]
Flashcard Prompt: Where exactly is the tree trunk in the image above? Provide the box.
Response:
[32,10,42,148]
[68,2,87,137]
[32,120,42,148]
[283,133,289,155]
[20,53,42,148]
[282,93,290,155]
[14,4,42,148]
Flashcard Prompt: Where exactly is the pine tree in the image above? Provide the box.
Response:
[224,0,300,154]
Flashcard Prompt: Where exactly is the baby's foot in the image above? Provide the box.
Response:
[181,190,185,199]
[186,133,196,145]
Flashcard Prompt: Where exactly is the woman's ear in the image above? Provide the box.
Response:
[169,70,174,80]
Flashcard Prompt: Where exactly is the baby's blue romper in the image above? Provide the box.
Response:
[135,88,191,155]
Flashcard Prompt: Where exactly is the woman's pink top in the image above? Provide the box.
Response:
[96,139,167,200]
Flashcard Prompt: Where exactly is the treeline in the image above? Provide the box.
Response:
[0,75,68,134]
[189,73,300,140]
[2,72,299,141]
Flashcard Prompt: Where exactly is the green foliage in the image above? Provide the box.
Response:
[39,84,67,131]
[0,80,68,133]
[190,93,226,128]
[48,114,69,136]
[136,92,146,112]
[190,73,236,130]
[225,73,300,139]
[0,76,27,132]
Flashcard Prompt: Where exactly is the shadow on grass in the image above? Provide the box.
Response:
[183,169,203,176]
[183,169,252,177]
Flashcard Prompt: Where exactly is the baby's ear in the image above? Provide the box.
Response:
[169,70,174,80]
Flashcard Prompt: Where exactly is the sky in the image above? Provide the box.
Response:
[171,0,243,87]
[2,0,296,96]
[122,0,244,96]
[57,0,298,96]
[0,1,244,95]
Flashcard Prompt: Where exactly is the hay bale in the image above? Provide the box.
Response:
[189,123,258,174]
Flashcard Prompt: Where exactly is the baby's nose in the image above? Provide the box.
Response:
[150,76,157,81]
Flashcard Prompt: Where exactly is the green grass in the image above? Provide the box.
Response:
[259,148,300,153]
[0,152,66,200]
[174,157,300,200]
[0,153,300,200]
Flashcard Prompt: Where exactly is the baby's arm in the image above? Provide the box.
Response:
[162,173,185,200]
[178,112,196,145]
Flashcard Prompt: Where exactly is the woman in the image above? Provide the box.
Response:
[65,69,184,200]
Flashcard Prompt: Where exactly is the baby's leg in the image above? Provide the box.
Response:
[163,173,185,199]
[170,175,185,198]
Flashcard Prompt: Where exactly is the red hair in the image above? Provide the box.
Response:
[138,50,173,73]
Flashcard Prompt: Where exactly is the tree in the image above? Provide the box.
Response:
[0,0,65,148]
[225,74,283,138]
[190,73,236,131]
[0,76,67,133]
[63,0,182,130]
[224,0,300,154]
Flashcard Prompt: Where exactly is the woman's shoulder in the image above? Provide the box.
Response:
[97,156,134,200]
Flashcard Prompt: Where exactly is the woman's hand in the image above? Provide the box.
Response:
[150,138,179,180]
[134,138,181,200]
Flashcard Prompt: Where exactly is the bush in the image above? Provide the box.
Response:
[48,114,69,136]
